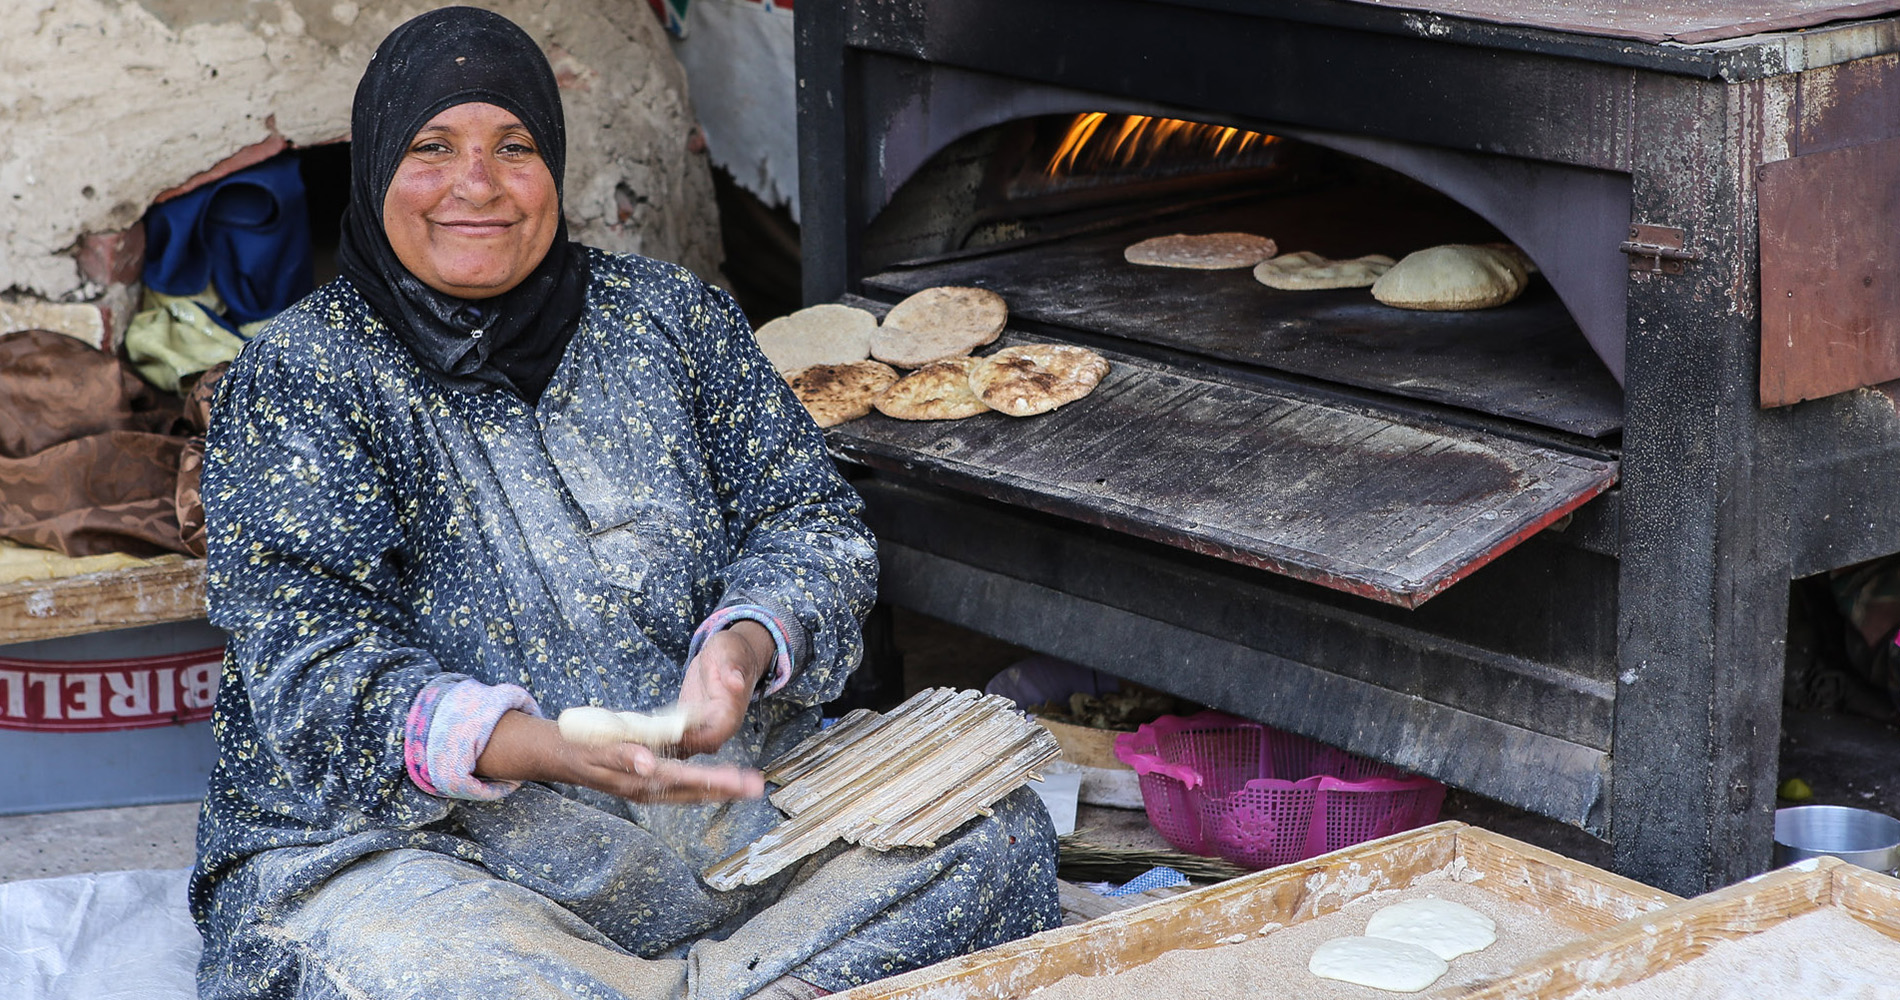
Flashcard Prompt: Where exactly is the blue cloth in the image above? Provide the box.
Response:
[143,154,313,326]
[1105,866,1190,897]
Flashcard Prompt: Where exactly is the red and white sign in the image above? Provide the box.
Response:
[0,648,222,732]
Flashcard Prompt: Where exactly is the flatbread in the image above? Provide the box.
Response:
[874,357,990,420]
[872,287,1008,367]
[1253,251,1397,290]
[1308,936,1449,993]
[1363,898,1498,961]
[786,360,898,428]
[871,325,984,369]
[1371,244,1527,311]
[1124,232,1277,269]
[753,303,876,373]
[968,344,1109,418]
[1480,241,1538,275]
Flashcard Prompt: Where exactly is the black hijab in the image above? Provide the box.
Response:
[337,6,589,403]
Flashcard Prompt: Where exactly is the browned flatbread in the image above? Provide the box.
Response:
[874,357,990,420]
[1124,232,1277,270]
[968,345,1110,417]
[872,286,1008,369]
[786,360,898,427]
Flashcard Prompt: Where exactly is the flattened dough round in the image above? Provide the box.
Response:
[1253,251,1397,290]
[1371,244,1527,311]
[875,356,990,420]
[873,287,1008,367]
[1308,936,1449,993]
[1124,232,1277,270]
[786,360,899,427]
[969,344,1109,417]
[1364,897,1498,960]
[753,303,877,373]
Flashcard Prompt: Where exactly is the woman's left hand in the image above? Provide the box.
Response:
[676,619,776,755]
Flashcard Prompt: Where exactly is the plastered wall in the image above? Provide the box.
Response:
[1,0,723,303]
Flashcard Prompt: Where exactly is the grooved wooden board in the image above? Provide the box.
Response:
[827,336,1616,607]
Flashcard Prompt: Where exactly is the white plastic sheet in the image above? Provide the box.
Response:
[0,869,200,1000]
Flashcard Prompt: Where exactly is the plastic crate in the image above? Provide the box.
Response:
[1115,710,1446,869]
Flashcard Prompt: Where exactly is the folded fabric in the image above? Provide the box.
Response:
[143,153,313,325]
[0,330,180,458]
[0,330,209,558]
[125,291,246,394]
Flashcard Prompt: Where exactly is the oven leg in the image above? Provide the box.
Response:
[1608,73,1791,896]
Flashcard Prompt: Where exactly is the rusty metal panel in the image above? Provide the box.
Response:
[1335,0,1900,43]
[827,333,1618,608]
[1759,136,1900,407]
[1797,54,1900,156]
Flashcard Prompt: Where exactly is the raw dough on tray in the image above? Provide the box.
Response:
[875,356,990,420]
[1363,897,1497,960]
[1253,251,1396,290]
[1308,936,1449,993]
[753,303,877,373]
[1124,232,1277,269]
[968,344,1109,417]
[786,360,899,427]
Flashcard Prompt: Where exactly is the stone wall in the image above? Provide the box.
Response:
[1,0,722,330]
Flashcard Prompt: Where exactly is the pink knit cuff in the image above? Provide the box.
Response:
[689,604,795,696]
[403,678,542,800]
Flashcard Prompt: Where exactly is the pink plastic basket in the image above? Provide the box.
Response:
[1113,711,1446,869]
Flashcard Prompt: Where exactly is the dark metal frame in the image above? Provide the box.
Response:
[797,0,1900,895]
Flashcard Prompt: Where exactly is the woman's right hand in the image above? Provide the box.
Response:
[475,710,765,803]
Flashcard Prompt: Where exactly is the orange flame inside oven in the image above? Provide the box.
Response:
[1045,113,1277,176]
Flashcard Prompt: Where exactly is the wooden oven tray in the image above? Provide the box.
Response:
[1463,857,1900,999]
[831,821,1679,1000]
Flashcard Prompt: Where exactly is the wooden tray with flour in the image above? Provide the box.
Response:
[832,821,1679,1000]
[1462,857,1900,999]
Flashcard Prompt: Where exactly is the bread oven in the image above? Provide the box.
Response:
[794,0,1900,894]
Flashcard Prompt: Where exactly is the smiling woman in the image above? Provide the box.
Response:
[187,7,1057,1000]
[382,103,561,299]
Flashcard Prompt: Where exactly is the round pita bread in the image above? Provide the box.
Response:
[1371,245,1527,311]
[1480,242,1538,275]
[871,324,984,369]
[875,357,990,420]
[1124,232,1277,270]
[786,360,898,428]
[968,345,1110,417]
[1253,251,1397,290]
[872,286,1008,369]
[753,303,877,373]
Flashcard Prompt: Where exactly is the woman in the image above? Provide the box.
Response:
[189,8,1058,999]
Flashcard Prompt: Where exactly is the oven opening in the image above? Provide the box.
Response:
[862,114,1624,443]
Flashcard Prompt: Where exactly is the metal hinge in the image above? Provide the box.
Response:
[1619,224,1701,275]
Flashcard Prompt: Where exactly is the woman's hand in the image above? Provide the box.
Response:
[676,619,776,756]
[475,711,764,803]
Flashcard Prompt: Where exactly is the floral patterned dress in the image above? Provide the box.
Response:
[189,250,1060,1000]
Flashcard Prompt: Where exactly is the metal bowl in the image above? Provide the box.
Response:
[1773,805,1900,874]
